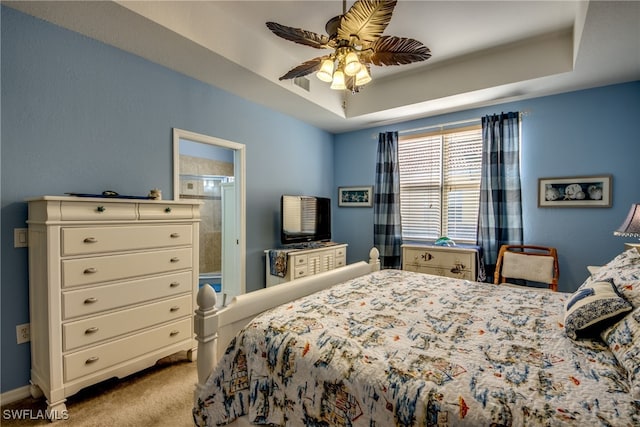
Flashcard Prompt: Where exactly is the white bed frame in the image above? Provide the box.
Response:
[193,248,380,400]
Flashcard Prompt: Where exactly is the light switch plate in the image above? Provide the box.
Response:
[14,228,28,248]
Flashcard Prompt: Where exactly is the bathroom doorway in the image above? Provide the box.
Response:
[172,128,246,304]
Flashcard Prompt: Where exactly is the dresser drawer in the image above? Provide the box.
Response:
[291,254,307,267]
[60,201,137,221]
[63,295,192,351]
[138,204,194,219]
[62,248,192,288]
[403,247,473,270]
[62,225,192,256]
[293,265,308,279]
[335,255,346,268]
[404,264,473,280]
[63,318,191,382]
[62,271,192,319]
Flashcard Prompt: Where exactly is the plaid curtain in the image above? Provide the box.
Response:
[374,131,402,269]
[478,112,523,277]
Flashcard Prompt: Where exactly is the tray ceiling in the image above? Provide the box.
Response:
[5,1,639,132]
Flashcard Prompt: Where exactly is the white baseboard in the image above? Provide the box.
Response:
[0,385,31,406]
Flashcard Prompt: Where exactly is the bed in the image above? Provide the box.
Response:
[193,247,640,426]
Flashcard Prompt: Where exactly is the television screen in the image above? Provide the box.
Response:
[281,195,331,245]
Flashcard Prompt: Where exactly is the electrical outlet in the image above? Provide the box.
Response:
[16,323,30,344]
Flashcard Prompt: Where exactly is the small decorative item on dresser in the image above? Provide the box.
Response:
[148,188,162,200]
[434,236,456,246]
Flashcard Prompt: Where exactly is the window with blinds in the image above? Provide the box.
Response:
[398,125,482,243]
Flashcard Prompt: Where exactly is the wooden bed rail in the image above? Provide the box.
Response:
[194,247,380,399]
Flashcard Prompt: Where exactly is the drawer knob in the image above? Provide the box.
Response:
[421,252,434,261]
[170,257,180,263]
[164,207,172,213]
[85,327,99,334]
[170,233,180,238]
[169,330,180,337]
[170,306,180,312]
[96,206,106,213]
[451,263,465,274]
[169,282,180,288]
[84,297,98,304]
[83,267,97,274]
[85,356,99,364]
[83,237,97,244]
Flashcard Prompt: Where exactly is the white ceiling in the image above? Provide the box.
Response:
[4,0,640,133]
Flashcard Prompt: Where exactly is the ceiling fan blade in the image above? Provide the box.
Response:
[278,55,331,80]
[266,22,333,49]
[363,36,432,66]
[338,0,397,44]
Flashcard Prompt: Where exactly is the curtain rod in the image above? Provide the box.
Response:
[398,117,481,135]
[372,111,529,139]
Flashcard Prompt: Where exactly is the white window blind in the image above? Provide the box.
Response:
[398,125,482,243]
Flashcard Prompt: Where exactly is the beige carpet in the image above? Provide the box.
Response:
[1,352,196,427]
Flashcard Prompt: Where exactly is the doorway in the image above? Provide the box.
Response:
[172,128,246,304]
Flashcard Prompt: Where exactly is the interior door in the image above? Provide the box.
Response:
[221,182,240,303]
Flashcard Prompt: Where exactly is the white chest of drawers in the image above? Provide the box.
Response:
[265,243,347,287]
[26,196,200,420]
[402,244,478,280]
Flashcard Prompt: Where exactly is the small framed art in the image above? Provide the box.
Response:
[538,175,612,207]
[338,186,373,207]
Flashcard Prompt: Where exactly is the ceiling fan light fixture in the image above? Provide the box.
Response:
[316,59,335,82]
[330,69,346,90]
[355,65,371,86]
[343,51,361,76]
[267,0,431,93]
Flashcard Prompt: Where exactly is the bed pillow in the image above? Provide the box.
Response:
[564,279,633,340]
[589,248,640,307]
[601,306,640,399]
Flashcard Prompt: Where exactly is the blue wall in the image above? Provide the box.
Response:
[2,5,639,396]
[334,82,640,291]
[0,7,333,393]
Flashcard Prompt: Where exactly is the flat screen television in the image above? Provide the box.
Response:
[281,195,331,245]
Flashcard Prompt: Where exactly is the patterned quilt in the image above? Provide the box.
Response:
[193,269,639,426]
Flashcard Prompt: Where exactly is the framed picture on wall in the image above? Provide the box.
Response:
[538,175,612,207]
[338,186,373,207]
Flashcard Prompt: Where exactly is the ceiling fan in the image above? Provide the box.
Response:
[266,0,431,93]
